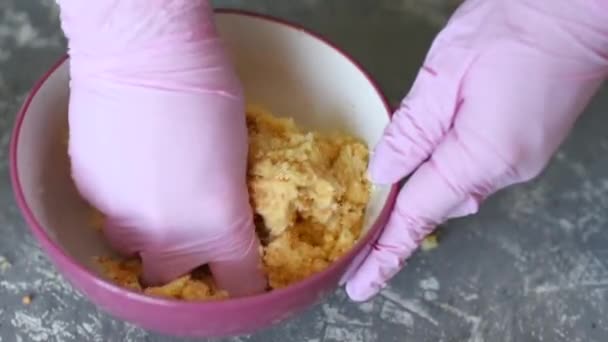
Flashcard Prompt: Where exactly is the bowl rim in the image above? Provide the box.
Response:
[9,8,399,309]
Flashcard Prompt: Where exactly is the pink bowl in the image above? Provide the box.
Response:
[9,10,398,338]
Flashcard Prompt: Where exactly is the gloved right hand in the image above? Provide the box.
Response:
[56,0,267,297]
[346,0,608,301]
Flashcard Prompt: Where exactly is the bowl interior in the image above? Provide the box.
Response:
[14,13,391,283]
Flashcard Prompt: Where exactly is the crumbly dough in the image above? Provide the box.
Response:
[94,105,371,300]
[95,257,228,301]
[247,105,371,288]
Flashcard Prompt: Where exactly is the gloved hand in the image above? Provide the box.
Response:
[346,0,608,301]
[56,0,267,297]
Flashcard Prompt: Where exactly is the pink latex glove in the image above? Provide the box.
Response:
[56,0,267,297]
[346,0,608,301]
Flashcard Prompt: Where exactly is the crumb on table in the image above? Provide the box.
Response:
[92,105,372,300]
[421,234,439,251]
[0,256,11,272]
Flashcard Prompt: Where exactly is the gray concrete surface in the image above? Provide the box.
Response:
[1,1,608,341]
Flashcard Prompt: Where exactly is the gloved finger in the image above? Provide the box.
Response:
[209,232,267,297]
[347,125,513,301]
[369,47,476,185]
[341,47,476,293]
[205,204,268,297]
[139,220,267,298]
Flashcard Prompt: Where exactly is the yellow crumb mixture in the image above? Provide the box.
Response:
[94,105,371,300]
[95,257,228,300]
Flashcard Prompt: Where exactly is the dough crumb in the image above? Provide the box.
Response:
[93,105,372,300]
[89,210,105,232]
[421,234,439,251]
[0,256,11,272]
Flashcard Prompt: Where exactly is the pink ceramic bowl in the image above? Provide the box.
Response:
[9,10,398,338]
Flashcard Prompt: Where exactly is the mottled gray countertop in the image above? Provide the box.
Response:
[1,1,608,341]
